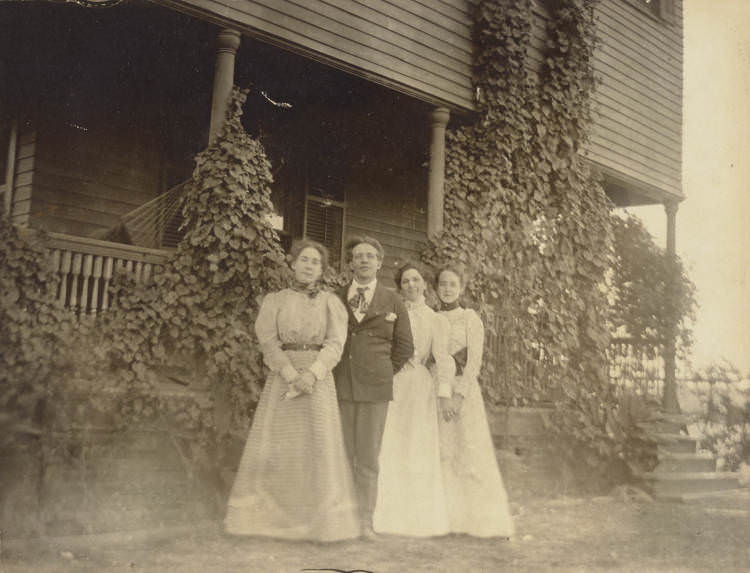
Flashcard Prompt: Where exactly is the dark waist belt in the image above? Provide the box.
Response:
[453,347,468,377]
[281,343,323,351]
[424,347,468,376]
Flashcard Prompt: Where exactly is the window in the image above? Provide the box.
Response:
[304,195,344,269]
[639,0,661,17]
[629,0,676,23]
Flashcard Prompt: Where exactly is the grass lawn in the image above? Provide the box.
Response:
[2,491,748,572]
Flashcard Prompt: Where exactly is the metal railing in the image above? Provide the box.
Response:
[607,337,665,399]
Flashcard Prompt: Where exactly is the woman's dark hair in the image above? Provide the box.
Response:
[395,261,431,290]
[289,239,329,272]
[434,264,467,288]
[344,235,385,262]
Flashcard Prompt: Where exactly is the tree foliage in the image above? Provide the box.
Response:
[610,212,696,355]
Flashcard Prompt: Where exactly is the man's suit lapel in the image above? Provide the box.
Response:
[339,283,358,327]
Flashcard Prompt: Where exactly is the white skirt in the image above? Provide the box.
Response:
[373,363,450,536]
[438,376,514,538]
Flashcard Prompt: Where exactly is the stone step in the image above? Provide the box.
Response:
[654,433,698,454]
[653,413,692,434]
[645,471,741,497]
[656,486,750,508]
[655,452,716,474]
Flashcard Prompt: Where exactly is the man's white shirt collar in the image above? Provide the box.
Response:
[349,279,377,321]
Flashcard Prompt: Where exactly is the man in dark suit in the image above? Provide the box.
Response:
[334,236,414,540]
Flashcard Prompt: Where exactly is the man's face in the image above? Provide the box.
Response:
[350,243,382,282]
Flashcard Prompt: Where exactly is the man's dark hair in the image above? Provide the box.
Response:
[345,235,385,262]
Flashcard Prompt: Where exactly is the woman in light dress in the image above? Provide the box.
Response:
[436,265,514,538]
[224,239,360,542]
[373,262,455,537]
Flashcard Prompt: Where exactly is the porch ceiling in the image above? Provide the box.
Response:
[595,161,682,207]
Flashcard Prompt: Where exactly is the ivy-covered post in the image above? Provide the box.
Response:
[662,200,680,413]
[427,107,450,237]
[209,29,242,144]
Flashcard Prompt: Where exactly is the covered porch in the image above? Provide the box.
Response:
[2,1,456,312]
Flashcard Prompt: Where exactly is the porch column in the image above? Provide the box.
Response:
[209,29,241,144]
[427,107,450,238]
[3,120,18,219]
[662,200,680,413]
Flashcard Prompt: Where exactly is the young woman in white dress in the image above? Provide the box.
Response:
[224,239,360,542]
[373,262,455,536]
[436,265,515,538]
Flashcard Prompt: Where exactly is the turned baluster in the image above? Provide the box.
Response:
[69,253,83,313]
[80,254,93,314]
[58,250,72,307]
[134,261,143,283]
[90,255,103,316]
[142,263,152,283]
[101,257,114,312]
[50,250,61,301]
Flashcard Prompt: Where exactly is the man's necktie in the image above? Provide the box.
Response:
[348,286,369,313]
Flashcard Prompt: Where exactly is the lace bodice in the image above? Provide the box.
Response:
[439,307,485,397]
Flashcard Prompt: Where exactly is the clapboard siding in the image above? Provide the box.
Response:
[592,113,674,180]
[523,0,682,198]
[594,67,682,131]
[27,126,163,236]
[326,0,471,64]
[158,0,475,110]
[594,97,680,151]
[588,0,683,198]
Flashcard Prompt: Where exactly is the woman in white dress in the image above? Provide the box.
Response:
[373,262,455,536]
[436,265,514,538]
[224,239,360,542]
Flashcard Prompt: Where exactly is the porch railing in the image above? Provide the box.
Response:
[46,232,169,316]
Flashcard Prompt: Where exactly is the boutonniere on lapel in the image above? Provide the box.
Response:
[384,312,397,322]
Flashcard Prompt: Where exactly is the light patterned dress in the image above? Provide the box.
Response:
[438,306,514,538]
[373,296,455,536]
[224,288,360,542]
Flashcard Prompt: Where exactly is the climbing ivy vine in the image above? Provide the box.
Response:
[424,0,642,475]
[0,219,74,441]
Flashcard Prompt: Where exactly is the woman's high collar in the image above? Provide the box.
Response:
[404,295,426,311]
[439,300,461,312]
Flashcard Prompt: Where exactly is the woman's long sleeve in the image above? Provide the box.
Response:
[431,313,456,398]
[308,294,348,381]
[455,310,485,397]
[254,292,298,382]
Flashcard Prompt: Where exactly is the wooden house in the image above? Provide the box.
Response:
[2,0,684,300]
[0,0,686,536]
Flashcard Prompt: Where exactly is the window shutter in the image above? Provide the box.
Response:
[304,196,344,269]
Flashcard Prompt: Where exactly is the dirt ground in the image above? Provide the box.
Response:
[2,490,749,573]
